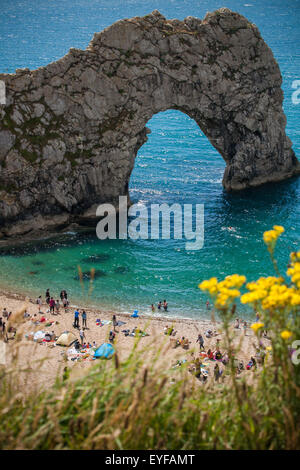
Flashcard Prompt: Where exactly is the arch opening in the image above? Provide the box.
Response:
[129,109,225,206]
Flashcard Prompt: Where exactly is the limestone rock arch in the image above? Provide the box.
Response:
[0,8,299,237]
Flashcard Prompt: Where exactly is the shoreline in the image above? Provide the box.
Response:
[0,285,217,327]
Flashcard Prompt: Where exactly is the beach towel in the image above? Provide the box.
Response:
[94,343,115,359]
[33,331,45,342]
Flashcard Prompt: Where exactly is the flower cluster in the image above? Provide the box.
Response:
[199,274,246,308]
[199,226,299,344]
[287,251,300,289]
[263,225,284,246]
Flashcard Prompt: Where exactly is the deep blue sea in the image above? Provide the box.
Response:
[0,0,299,320]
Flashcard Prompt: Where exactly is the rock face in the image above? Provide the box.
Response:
[0,8,299,237]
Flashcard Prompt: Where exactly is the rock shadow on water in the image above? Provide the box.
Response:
[81,254,110,263]
[74,269,107,281]
[31,260,45,266]
[114,266,130,274]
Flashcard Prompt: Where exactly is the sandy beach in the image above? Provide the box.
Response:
[0,289,270,392]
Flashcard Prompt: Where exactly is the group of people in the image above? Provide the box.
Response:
[152,300,168,312]
[36,289,70,314]
[234,318,248,333]
[73,309,87,329]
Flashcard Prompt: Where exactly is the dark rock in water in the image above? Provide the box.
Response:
[28,271,38,275]
[81,254,110,263]
[32,261,44,266]
[74,269,107,281]
[114,266,130,274]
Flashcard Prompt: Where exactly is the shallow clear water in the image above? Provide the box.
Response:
[0,0,299,319]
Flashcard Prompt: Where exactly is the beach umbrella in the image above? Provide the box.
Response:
[94,343,115,359]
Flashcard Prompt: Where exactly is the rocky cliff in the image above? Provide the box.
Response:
[0,8,299,237]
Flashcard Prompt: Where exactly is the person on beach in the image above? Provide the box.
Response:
[251,356,257,370]
[163,300,168,311]
[112,314,117,332]
[79,328,85,345]
[196,334,205,351]
[62,296,68,311]
[23,310,30,319]
[37,296,42,313]
[74,310,80,328]
[1,322,7,342]
[151,304,155,312]
[49,297,55,314]
[207,349,214,360]
[2,308,8,318]
[215,349,222,361]
[45,289,50,305]
[234,318,240,329]
[243,321,247,335]
[205,329,213,338]
[109,330,116,343]
[82,310,87,329]
[214,363,221,382]
[55,300,60,314]
[206,300,210,310]
[157,301,162,310]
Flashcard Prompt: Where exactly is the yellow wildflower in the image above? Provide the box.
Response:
[280,330,292,340]
[251,322,264,333]
[263,225,284,248]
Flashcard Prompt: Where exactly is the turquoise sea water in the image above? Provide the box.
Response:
[0,0,299,319]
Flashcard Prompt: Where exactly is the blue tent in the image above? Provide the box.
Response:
[131,309,139,318]
[94,343,115,359]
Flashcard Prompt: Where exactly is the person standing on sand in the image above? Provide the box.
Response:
[82,310,87,329]
[49,297,55,314]
[196,334,205,351]
[45,289,50,305]
[37,296,42,313]
[214,363,220,382]
[79,328,85,345]
[112,314,117,332]
[62,296,68,311]
[55,300,60,314]
[109,330,116,343]
[74,309,80,328]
